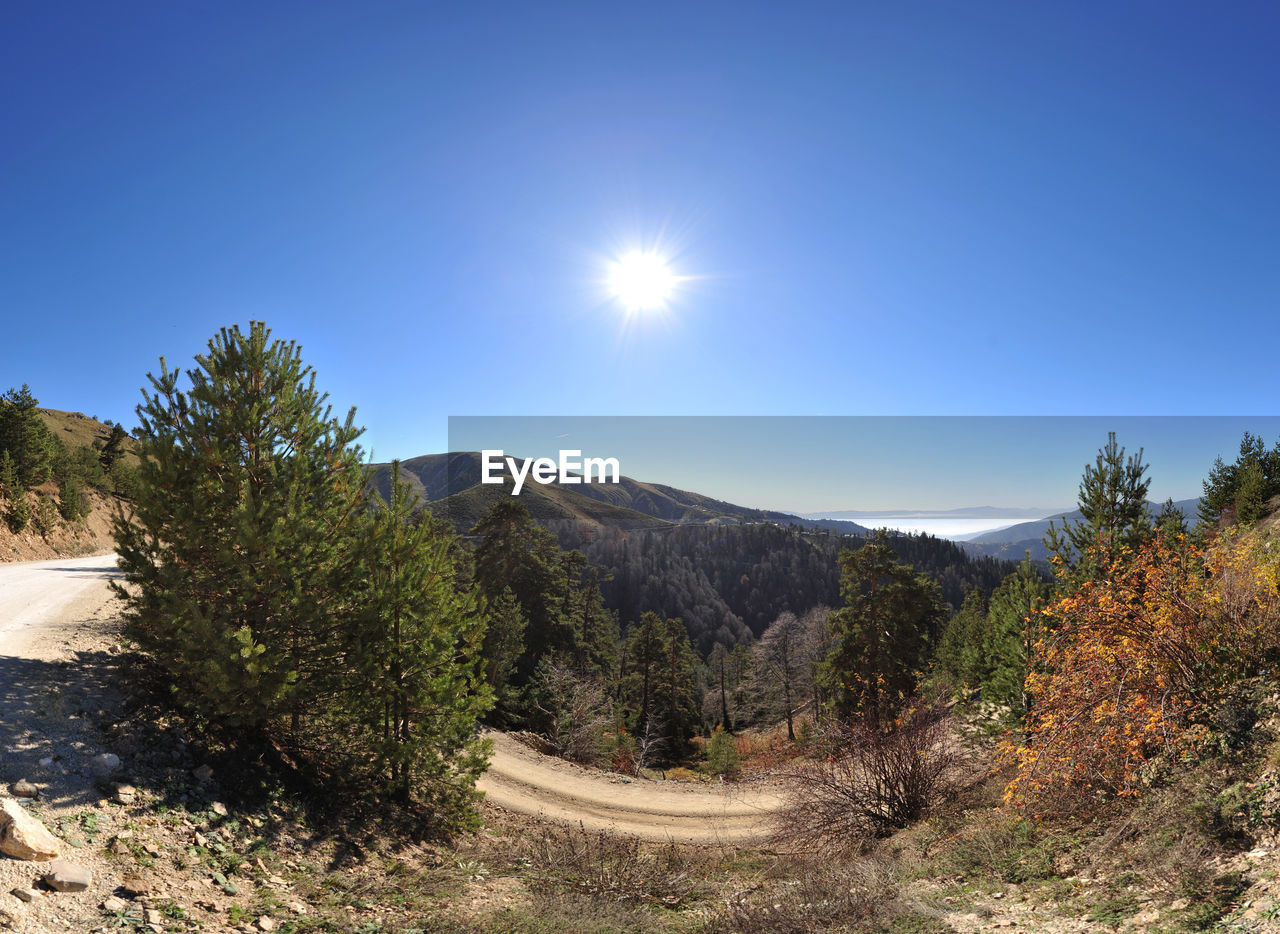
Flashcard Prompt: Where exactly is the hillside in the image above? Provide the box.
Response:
[366,454,1025,653]
[367,452,874,534]
[961,497,1201,562]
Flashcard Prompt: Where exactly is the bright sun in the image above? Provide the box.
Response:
[609,251,676,311]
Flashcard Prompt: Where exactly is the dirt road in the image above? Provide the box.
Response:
[0,553,122,657]
[0,554,784,848]
[477,731,785,844]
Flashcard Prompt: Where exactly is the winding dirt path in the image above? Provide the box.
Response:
[0,555,785,849]
[476,731,785,844]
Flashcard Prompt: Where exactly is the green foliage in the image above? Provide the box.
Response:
[32,493,58,536]
[471,500,619,728]
[0,384,58,489]
[0,450,18,496]
[620,611,701,760]
[979,556,1050,712]
[1200,432,1280,528]
[348,462,493,815]
[934,587,987,686]
[98,423,130,471]
[112,324,493,823]
[5,491,30,533]
[58,475,89,522]
[112,322,369,734]
[820,537,946,725]
[1046,432,1152,574]
[703,725,741,780]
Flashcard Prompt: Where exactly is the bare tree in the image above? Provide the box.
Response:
[753,609,826,740]
[528,660,613,766]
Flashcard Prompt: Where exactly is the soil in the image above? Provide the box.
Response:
[478,732,784,845]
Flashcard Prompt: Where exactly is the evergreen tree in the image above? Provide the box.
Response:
[1045,432,1152,573]
[348,462,492,814]
[98,423,130,471]
[979,556,1050,713]
[0,451,17,497]
[6,490,31,533]
[621,612,700,759]
[0,384,57,488]
[58,476,89,522]
[1200,432,1280,528]
[111,323,368,736]
[934,587,988,687]
[819,537,945,726]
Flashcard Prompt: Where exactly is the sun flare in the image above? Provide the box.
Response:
[609,251,677,311]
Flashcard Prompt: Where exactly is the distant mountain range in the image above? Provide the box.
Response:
[802,506,1070,521]
[959,498,1202,562]
[367,453,874,536]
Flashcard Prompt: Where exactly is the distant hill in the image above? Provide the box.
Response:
[365,453,1028,652]
[37,408,136,462]
[366,452,874,535]
[961,498,1202,562]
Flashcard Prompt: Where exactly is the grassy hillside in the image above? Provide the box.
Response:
[37,407,138,466]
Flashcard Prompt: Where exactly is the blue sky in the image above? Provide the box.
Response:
[3,2,1278,504]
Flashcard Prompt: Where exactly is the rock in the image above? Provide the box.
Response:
[192,765,214,784]
[40,859,93,892]
[144,909,162,924]
[0,798,61,861]
[10,888,41,903]
[121,873,152,897]
[102,896,129,912]
[90,753,122,776]
[8,781,38,799]
[211,802,228,817]
[108,838,130,856]
[113,784,137,805]
[257,916,277,931]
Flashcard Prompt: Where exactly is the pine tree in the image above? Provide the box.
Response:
[820,537,945,726]
[0,450,17,497]
[348,462,492,814]
[6,490,31,533]
[98,423,130,471]
[58,476,88,522]
[111,323,368,736]
[979,556,1050,714]
[1045,432,1152,573]
[0,384,57,488]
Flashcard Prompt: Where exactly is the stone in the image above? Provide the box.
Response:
[8,781,38,799]
[144,909,162,924]
[102,896,129,912]
[121,873,152,897]
[0,798,61,861]
[192,765,214,784]
[109,839,130,856]
[90,753,122,777]
[211,802,228,817]
[40,859,93,892]
[10,888,40,903]
[113,784,137,805]
[257,916,277,931]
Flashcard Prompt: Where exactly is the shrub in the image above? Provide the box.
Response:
[703,726,742,780]
[771,700,959,854]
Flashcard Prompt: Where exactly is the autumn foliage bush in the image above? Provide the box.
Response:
[1003,528,1280,816]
